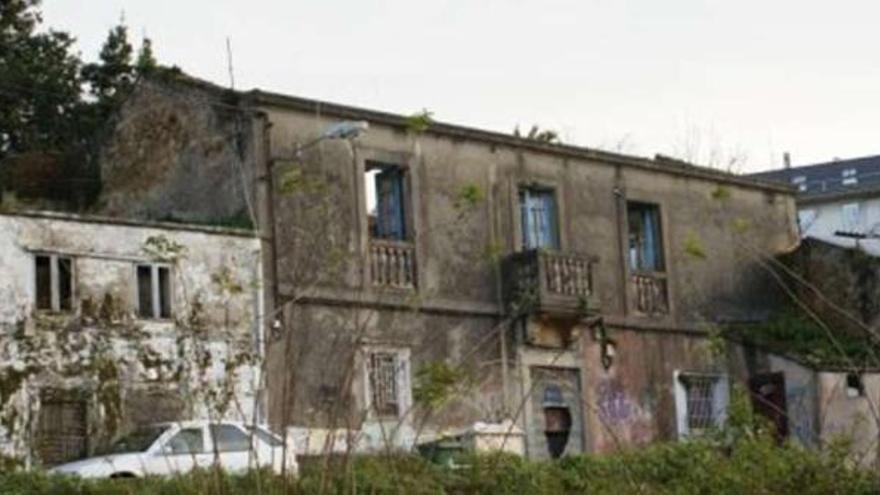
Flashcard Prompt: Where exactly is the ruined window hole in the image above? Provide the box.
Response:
[34,253,73,313]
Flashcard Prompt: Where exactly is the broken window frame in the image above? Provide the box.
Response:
[846,372,865,398]
[365,161,411,242]
[135,263,173,320]
[33,253,74,313]
[518,185,560,250]
[626,201,665,273]
[673,371,729,438]
[362,346,412,420]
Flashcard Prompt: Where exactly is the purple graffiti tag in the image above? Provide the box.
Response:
[596,381,633,423]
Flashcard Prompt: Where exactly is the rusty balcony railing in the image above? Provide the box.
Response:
[503,249,600,317]
[629,271,669,315]
[369,240,416,289]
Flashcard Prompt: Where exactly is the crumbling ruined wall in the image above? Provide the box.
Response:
[0,211,262,467]
[96,77,257,227]
[781,237,880,340]
[256,95,797,457]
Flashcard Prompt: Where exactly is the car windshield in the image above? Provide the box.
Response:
[104,425,167,454]
[246,425,283,447]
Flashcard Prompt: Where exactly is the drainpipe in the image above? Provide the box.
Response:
[613,165,628,315]
[487,162,510,413]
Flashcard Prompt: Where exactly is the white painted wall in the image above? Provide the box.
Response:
[0,211,264,466]
[798,196,880,255]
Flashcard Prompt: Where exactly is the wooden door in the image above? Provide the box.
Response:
[748,372,788,441]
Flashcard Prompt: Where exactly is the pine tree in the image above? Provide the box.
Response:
[0,0,84,155]
[82,22,135,108]
[135,37,158,75]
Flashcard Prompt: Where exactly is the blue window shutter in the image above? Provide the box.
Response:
[376,168,406,240]
[540,191,559,249]
[520,188,559,250]
[642,208,660,271]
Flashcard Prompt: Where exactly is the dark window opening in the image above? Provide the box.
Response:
[158,267,171,319]
[542,385,572,459]
[519,187,559,250]
[627,202,664,272]
[58,257,72,311]
[137,265,153,318]
[34,255,73,312]
[35,255,52,310]
[366,163,408,241]
[846,372,865,398]
[137,264,172,319]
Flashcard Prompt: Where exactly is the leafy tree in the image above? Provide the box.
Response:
[0,0,84,156]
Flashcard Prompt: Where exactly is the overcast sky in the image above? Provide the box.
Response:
[43,1,880,173]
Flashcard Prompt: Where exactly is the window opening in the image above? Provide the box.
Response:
[675,372,728,437]
[791,175,808,192]
[366,162,408,241]
[368,352,400,417]
[34,254,73,312]
[846,373,865,398]
[519,187,559,250]
[842,168,858,186]
[542,385,571,459]
[627,202,664,272]
[365,349,410,418]
[137,264,172,319]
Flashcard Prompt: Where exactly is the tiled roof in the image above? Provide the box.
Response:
[749,155,880,201]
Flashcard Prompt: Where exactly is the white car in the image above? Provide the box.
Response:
[49,420,297,478]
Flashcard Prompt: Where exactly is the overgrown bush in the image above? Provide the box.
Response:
[2,435,879,494]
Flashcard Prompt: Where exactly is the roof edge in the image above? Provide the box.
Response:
[0,209,259,238]
[246,89,794,195]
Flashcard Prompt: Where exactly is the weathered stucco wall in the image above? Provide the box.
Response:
[0,211,262,467]
[581,328,720,452]
[262,101,797,325]
[258,97,797,455]
[78,79,801,459]
[268,303,505,450]
[96,78,258,227]
[817,372,880,464]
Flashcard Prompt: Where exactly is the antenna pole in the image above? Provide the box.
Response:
[226,36,235,90]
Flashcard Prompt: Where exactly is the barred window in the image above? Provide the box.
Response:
[683,375,716,432]
[364,348,410,419]
[675,372,728,437]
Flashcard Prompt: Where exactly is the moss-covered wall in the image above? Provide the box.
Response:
[0,211,262,467]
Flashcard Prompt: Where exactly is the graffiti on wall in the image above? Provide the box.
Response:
[786,385,816,446]
[594,378,656,451]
